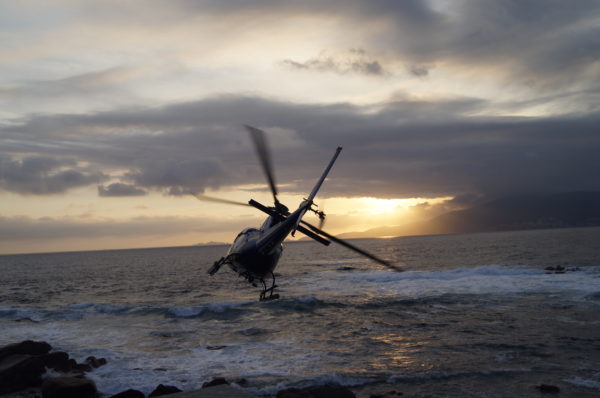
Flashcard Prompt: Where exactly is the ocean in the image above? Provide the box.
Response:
[1,227,599,397]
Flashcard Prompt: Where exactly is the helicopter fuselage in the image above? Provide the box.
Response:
[225,203,307,281]
[226,228,281,281]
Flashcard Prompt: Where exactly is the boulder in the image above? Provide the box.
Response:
[149,384,182,396]
[370,391,403,398]
[305,385,356,398]
[0,341,52,361]
[42,376,98,398]
[536,384,560,393]
[75,362,93,373]
[202,377,229,388]
[86,356,108,368]
[109,388,146,398]
[0,354,46,394]
[42,351,72,372]
[277,385,356,398]
[277,388,312,398]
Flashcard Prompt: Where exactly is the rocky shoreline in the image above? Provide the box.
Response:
[2,340,575,398]
[0,340,390,398]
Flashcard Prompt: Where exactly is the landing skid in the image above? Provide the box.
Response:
[259,272,279,301]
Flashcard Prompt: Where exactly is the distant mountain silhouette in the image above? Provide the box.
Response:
[339,191,600,239]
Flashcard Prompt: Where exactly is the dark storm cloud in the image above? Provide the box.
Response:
[1,94,599,200]
[98,183,147,197]
[0,155,107,195]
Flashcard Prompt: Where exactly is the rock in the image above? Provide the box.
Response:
[206,345,227,350]
[75,362,93,372]
[86,356,107,368]
[202,377,229,388]
[277,388,312,398]
[536,384,560,393]
[0,354,46,394]
[305,385,356,398]
[13,317,40,323]
[42,376,98,398]
[370,391,403,398]
[0,341,52,361]
[109,388,146,398]
[42,352,72,372]
[277,385,356,398]
[149,384,182,396]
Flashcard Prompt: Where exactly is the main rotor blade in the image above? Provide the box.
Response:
[192,193,250,207]
[245,125,279,205]
[300,221,403,272]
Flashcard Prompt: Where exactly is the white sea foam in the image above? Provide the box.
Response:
[248,372,377,395]
[564,376,600,391]
[166,300,254,318]
[84,340,322,396]
[288,265,600,301]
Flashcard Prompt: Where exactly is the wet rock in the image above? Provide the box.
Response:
[277,388,312,398]
[277,385,356,398]
[42,376,98,398]
[86,356,108,368]
[545,265,574,274]
[370,391,403,398]
[202,377,229,388]
[109,389,146,398]
[0,354,46,394]
[42,352,71,372]
[0,341,52,361]
[206,345,227,350]
[536,384,560,393]
[149,384,182,396]
[305,385,356,398]
[75,362,93,373]
[13,317,40,323]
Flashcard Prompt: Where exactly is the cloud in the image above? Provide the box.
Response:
[0,214,255,242]
[281,49,386,76]
[166,0,599,89]
[1,94,599,200]
[407,64,431,78]
[0,155,107,195]
[98,183,147,197]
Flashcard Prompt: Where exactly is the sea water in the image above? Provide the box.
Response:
[1,227,599,397]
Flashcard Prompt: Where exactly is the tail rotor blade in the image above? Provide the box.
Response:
[300,220,402,272]
[245,125,279,205]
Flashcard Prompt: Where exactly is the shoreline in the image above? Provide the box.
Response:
[2,340,599,398]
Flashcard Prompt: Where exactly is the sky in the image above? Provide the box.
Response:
[1,0,599,254]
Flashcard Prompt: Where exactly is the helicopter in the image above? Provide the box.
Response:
[194,125,401,300]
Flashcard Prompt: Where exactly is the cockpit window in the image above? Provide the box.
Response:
[229,228,260,254]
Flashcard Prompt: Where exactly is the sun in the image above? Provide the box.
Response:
[359,198,407,214]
